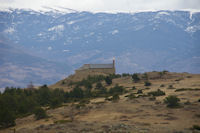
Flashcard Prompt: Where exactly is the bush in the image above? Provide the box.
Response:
[164,95,180,108]
[132,86,136,90]
[127,93,136,100]
[192,125,200,130]
[105,76,112,85]
[122,73,130,77]
[132,74,140,82]
[111,94,120,102]
[160,84,165,87]
[167,85,175,89]
[137,90,143,94]
[148,89,165,96]
[95,82,103,90]
[50,98,62,109]
[34,107,47,120]
[149,96,156,101]
[109,84,124,95]
[142,73,148,80]
[144,81,151,86]
[198,99,200,102]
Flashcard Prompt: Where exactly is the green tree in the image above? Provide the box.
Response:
[0,97,16,128]
[132,74,140,82]
[164,95,180,108]
[50,98,62,108]
[95,82,103,90]
[112,94,120,102]
[34,107,47,120]
[70,87,84,99]
[105,76,112,85]
[144,81,151,86]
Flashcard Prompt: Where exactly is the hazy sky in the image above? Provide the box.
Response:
[0,0,200,12]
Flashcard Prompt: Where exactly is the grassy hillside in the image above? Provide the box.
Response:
[1,72,200,133]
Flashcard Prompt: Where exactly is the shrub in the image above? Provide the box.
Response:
[105,76,112,85]
[164,95,180,108]
[198,99,200,102]
[109,84,124,95]
[95,82,103,90]
[184,100,191,105]
[111,94,120,102]
[75,103,86,109]
[175,88,200,92]
[122,73,130,77]
[137,90,143,94]
[61,81,65,85]
[142,73,148,80]
[144,81,151,86]
[192,125,200,130]
[127,93,136,100]
[132,74,140,82]
[148,89,165,96]
[34,107,47,120]
[70,87,84,99]
[137,94,148,98]
[132,86,136,90]
[160,84,165,87]
[50,98,62,109]
[167,85,175,89]
[149,96,156,101]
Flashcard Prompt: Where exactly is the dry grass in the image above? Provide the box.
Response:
[1,72,200,133]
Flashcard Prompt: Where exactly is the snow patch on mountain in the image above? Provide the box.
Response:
[48,25,64,32]
[111,30,119,35]
[67,21,75,25]
[63,49,70,52]
[48,46,52,50]
[4,27,15,34]
[185,25,200,33]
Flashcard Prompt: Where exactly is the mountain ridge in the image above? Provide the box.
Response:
[0,9,200,88]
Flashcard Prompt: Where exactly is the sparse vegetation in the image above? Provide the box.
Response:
[148,89,165,96]
[1,72,200,132]
[145,87,151,90]
[164,95,180,108]
[132,73,140,82]
[105,76,112,85]
[111,94,120,102]
[192,125,200,130]
[95,82,103,90]
[137,89,143,94]
[142,73,148,80]
[132,86,136,90]
[144,81,151,86]
[184,100,191,105]
[160,84,165,87]
[54,119,72,124]
[109,84,124,95]
[127,93,136,100]
[122,73,131,77]
[167,85,175,89]
[175,88,200,92]
[149,96,156,101]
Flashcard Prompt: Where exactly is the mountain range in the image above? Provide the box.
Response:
[0,9,200,89]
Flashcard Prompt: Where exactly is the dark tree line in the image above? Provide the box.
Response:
[0,80,125,129]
